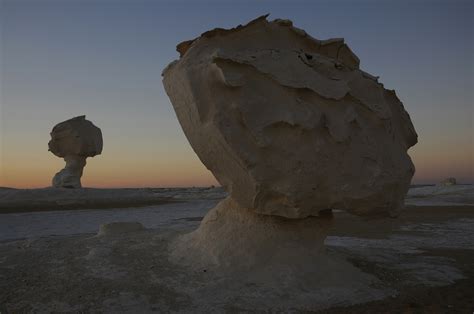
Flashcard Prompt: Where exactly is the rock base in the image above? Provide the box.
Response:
[171,197,331,271]
[170,197,377,291]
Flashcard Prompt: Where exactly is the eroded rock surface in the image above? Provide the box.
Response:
[163,15,417,218]
[48,116,103,188]
[171,196,332,271]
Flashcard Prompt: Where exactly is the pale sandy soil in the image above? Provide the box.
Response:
[0,186,473,312]
[321,206,474,313]
[1,184,471,213]
[0,187,226,213]
[405,184,474,206]
[0,187,174,213]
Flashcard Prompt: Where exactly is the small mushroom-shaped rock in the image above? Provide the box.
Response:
[48,115,103,188]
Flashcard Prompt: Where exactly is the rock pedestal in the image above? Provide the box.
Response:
[51,155,87,189]
[171,197,332,271]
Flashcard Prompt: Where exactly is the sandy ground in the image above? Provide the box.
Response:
[0,187,226,213]
[324,206,474,313]
[320,248,474,313]
[1,203,473,313]
[0,188,174,213]
[1,184,471,214]
[405,185,474,206]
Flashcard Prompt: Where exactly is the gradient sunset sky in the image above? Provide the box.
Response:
[0,0,472,188]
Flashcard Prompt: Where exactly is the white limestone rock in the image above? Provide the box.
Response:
[163,15,417,218]
[438,177,457,186]
[48,115,103,188]
[171,196,332,271]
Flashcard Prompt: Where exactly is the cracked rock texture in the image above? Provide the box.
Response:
[48,116,103,188]
[163,15,417,218]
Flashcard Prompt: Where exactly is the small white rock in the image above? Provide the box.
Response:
[48,115,103,189]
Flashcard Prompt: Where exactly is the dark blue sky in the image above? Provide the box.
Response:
[1,0,473,187]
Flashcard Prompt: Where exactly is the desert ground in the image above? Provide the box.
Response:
[0,185,473,313]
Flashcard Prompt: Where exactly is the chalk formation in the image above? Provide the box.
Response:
[48,115,103,188]
[438,177,456,186]
[163,16,417,270]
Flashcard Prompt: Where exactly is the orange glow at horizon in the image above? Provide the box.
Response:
[0,158,219,189]
[2,145,472,189]
[1,114,472,188]
[0,139,220,188]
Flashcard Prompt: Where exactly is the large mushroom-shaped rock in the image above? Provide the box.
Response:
[162,16,417,271]
[48,115,103,188]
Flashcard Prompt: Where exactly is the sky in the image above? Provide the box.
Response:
[0,0,472,188]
